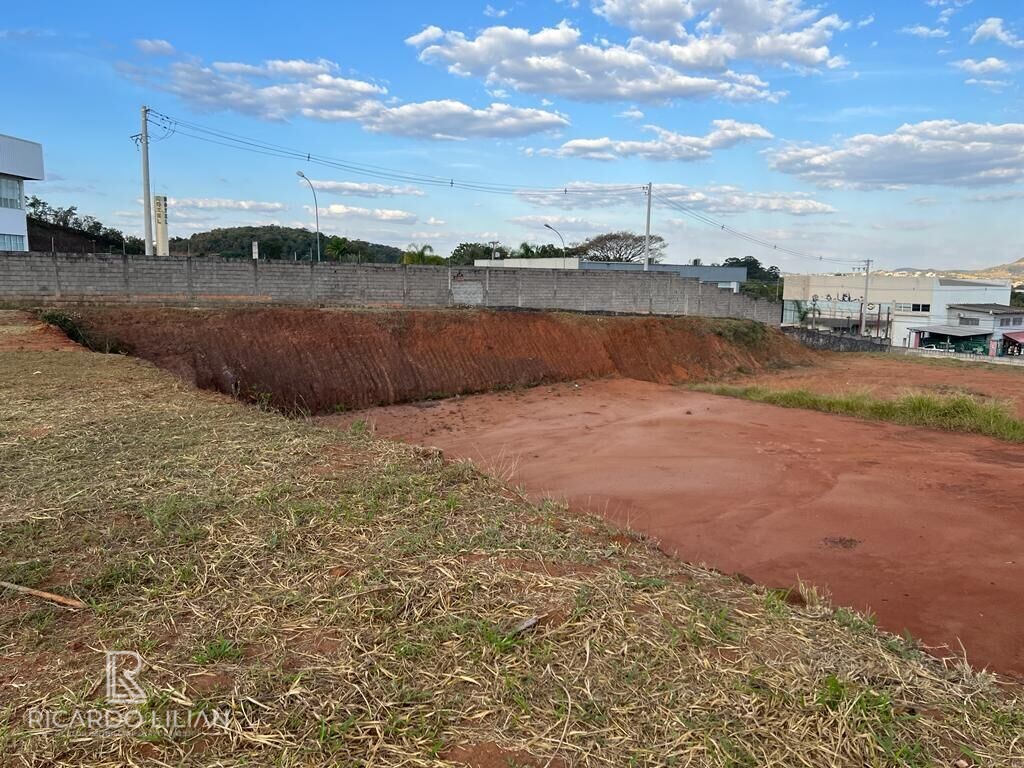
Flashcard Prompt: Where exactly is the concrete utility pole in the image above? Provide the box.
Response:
[489,240,500,260]
[141,106,153,256]
[643,182,652,271]
[860,258,873,336]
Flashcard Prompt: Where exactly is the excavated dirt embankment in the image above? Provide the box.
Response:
[68,307,814,413]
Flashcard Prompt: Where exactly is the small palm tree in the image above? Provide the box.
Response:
[403,243,440,265]
[515,242,536,259]
[325,236,351,262]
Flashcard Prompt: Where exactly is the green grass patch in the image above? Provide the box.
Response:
[710,319,768,348]
[693,385,1024,442]
[193,638,244,664]
[37,309,123,353]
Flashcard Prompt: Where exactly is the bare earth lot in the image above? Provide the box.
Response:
[731,353,1024,417]
[5,311,1024,765]
[321,375,1024,678]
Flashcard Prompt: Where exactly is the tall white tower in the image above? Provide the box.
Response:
[153,195,169,257]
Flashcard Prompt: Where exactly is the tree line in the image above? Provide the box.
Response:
[26,196,145,254]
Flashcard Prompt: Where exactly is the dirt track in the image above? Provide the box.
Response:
[322,378,1024,678]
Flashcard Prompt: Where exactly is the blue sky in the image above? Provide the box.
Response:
[2,0,1022,270]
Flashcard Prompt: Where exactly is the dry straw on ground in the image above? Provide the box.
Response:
[1,348,1022,767]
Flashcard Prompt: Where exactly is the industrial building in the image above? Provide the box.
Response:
[911,304,1024,356]
[782,273,1011,347]
[0,134,44,252]
[473,258,747,292]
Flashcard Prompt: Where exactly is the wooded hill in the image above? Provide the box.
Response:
[170,226,404,262]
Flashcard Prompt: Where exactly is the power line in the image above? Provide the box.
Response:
[653,192,863,268]
[147,109,645,198]
[143,108,865,270]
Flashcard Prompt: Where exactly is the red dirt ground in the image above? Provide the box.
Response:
[320,378,1024,678]
[732,353,1024,418]
[0,311,82,353]
[69,308,814,413]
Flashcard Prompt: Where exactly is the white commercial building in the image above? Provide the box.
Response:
[0,134,44,252]
[783,273,1011,347]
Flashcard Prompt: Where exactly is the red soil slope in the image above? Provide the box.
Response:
[69,308,813,413]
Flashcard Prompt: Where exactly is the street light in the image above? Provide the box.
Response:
[296,170,320,263]
[543,223,567,270]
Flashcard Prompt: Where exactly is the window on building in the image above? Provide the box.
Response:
[1000,318,1012,327]
[1015,317,1023,326]
[0,233,26,250]
[912,303,930,312]
[0,178,23,210]
[959,316,980,326]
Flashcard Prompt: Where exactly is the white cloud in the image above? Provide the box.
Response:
[316,204,418,223]
[593,0,696,39]
[484,4,508,18]
[0,28,55,41]
[900,25,948,39]
[169,197,287,212]
[308,180,425,197]
[616,107,645,120]
[965,78,1010,91]
[507,214,600,230]
[406,11,850,103]
[360,100,568,140]
[967,190,1024,203]
[127,52,567,140]
[768,120,1024,189]
[970,17,1024,49]
[516,181,835,216]
[928,0,972,24]
[134,38,175,55]
[426,216,446,225]
[857,14,875,29]
[405,26,445,46]
[952,57,1008,74]
[530,119,772,161]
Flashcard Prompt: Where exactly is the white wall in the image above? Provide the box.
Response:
[0,135,44,252]
[0,203,28,250]
[474,257,580,269]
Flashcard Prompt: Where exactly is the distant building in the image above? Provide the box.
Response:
[910,304,1024,356]
[473,258,747,292]
[783,273,1011,347]
[0,134,44,252]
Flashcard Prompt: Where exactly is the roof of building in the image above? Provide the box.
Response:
[947,303,1022,314]
[580,261,747,281]
[0,134,44,181]
[908,324,992,337]
[938,278,1010,287]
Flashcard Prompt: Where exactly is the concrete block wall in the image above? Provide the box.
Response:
[0,251,781,325]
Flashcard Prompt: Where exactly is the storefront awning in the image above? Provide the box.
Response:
[908,325,991,338]
[1004,331,1024,343]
